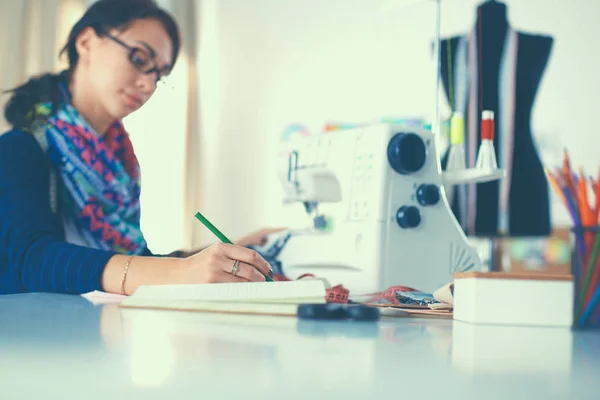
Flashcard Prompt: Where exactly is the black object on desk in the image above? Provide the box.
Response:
[297,303,380,321]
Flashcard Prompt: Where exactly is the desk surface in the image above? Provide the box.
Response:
[1,293,599,400]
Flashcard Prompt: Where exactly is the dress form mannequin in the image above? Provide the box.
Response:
[439,0,553,237]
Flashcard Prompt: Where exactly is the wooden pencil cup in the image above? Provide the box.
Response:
[571,225,600,329]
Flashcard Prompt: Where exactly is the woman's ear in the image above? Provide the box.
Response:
[74,27,99,63]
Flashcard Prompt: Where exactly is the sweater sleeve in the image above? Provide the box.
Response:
[0,130,117,294]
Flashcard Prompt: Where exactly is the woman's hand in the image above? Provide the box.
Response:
[173,242,274,284]
[235,227,287,247]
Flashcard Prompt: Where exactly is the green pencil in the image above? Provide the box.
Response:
[194,212,274,281]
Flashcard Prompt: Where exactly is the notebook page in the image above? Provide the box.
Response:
[120,299,303,316]
[81,290,126,305]
[129,279,326,302]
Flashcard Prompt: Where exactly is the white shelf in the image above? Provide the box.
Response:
[442,168,505,185]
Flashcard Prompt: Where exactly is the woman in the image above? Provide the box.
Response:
[0,0,277,296]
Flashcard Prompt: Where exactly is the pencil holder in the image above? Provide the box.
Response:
[571,225,600,329]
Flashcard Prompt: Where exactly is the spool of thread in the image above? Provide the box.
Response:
[475,110,498,170]
[481,110,494,140]
[450,112,465,145]
[447,112,466,174]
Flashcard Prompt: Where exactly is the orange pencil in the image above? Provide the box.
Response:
[546,169,568,210]
[578,169,593,251]
[563,150,580,222]
[579,168,592,225]
[594,168,600,224]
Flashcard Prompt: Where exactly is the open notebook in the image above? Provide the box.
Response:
[119,279,328,316]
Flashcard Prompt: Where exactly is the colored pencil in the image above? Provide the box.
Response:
[546,150,600,327]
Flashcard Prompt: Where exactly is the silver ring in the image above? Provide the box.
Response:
[231,260,240,276]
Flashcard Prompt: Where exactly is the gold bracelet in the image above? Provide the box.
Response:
[120,255,135,295]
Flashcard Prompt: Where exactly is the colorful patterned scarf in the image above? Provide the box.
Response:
[33,83,148,254]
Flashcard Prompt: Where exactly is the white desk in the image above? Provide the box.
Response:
[0,293,599,400]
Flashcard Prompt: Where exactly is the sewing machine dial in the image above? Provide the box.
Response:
[396,205,421,228]
[386,132,427,175]
[416,184,440,206]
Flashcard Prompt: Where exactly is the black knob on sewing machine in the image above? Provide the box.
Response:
[396,206,421,229]
[416,184,440,206]
[386,132,427,175]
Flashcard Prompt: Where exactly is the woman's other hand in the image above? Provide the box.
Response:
[235,227,287,247]
[174,243,273,284]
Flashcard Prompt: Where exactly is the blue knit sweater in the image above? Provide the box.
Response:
[0,129,149,295]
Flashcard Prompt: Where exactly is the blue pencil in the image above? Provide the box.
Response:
[580,283,600,325]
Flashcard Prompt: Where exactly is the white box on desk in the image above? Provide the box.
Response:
[453,272,574,327]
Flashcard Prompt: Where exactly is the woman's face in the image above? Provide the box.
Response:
[77,18,174,120]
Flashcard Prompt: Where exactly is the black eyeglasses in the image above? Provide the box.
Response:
[104,34,170,84]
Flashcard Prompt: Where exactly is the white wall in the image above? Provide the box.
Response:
[192,0,600,243]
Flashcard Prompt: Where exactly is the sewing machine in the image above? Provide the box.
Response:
[276,123,504,294]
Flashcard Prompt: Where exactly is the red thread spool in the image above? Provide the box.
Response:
[481,110,494,141]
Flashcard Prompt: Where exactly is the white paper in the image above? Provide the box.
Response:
[128,279,325,303]
[81,290,127,305]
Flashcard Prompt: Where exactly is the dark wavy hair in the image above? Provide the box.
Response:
[3,0,181,129]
